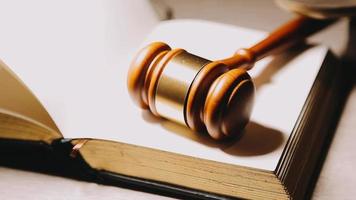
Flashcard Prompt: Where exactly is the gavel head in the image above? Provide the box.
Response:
[127,42,255,140]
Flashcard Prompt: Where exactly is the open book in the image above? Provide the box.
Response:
[0,1,345,199]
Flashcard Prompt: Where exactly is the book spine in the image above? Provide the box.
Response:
[0,138,53,172]
[0,138,97,182]
[51,138,98,181]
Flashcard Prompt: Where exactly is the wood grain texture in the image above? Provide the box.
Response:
[127,42,170,109]
[219,16,335,67]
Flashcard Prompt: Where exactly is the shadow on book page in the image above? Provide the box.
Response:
[254,44,312,90]
[142,110,285,157]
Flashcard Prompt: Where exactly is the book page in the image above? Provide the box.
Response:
[0,1,327,171]
[0,60,58,132]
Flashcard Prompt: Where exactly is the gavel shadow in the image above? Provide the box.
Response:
[254,43,312,90]
[142,111,284,156]
[142,43,312,156]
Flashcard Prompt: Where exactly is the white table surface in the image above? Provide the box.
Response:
[1,1,355,199]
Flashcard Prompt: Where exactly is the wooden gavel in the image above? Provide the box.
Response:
[127,16,334,140]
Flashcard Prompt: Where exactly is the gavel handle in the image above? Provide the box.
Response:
[219,16,336,69]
